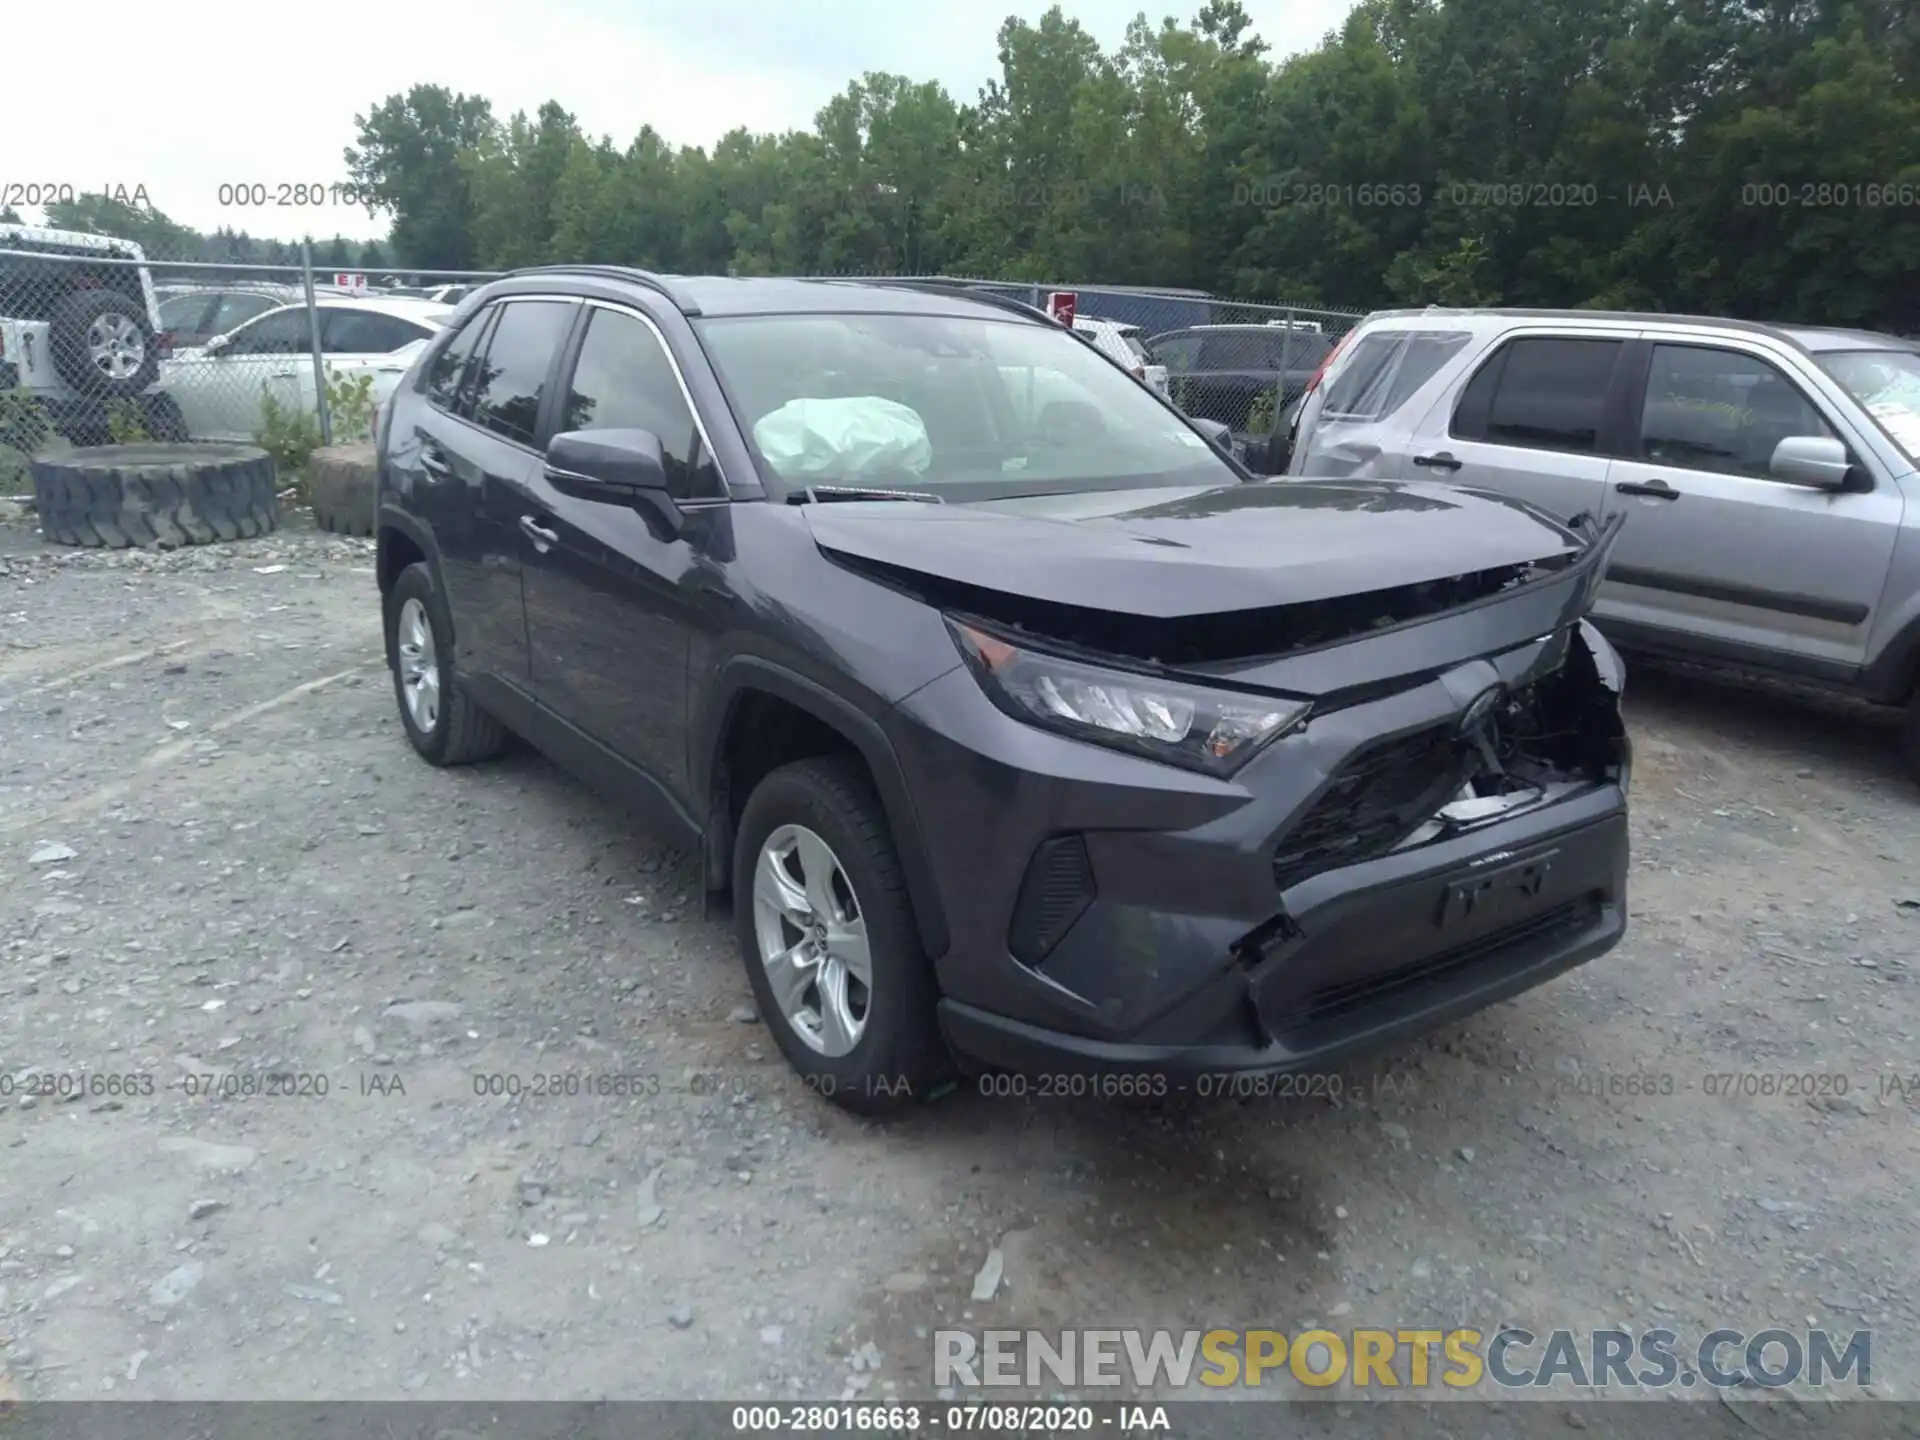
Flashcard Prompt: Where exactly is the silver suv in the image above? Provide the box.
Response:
[1288,309,1920,780]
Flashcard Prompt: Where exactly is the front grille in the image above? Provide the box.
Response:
[1272,724,1476,889]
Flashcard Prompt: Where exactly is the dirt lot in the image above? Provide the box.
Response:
[0,511,1916,1406]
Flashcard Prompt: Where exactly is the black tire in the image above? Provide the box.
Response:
[48,290,160,398]
[308,442,376,536]
[28,443,278,548]
[732,755,954,1115]
[384,561,507,766]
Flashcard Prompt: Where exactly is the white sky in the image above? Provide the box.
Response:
[9,0,1355,246]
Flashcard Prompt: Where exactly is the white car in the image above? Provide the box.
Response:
[160,296,452,441]
[1073,316,1171,399]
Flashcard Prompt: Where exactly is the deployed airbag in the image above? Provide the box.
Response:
[752,396,932,480]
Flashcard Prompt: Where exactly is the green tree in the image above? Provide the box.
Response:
[344,85,494,268]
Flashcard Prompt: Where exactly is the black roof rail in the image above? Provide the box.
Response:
[859,277,1055,326]
[504,265,704,316]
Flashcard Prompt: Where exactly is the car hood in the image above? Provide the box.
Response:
[803,479,1584,618]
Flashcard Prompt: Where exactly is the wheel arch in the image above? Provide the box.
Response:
[698,658,949,959]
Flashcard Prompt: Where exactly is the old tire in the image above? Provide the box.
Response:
[48,290,160,398]
[308,442,377,536]
[29,443,279,549]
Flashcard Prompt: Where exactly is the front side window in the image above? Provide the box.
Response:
[1640,344,1835,479]
[222,307,311,356]
[1453,337,1623,454]
[696,311,1237,500]
[1151,334,1199,372]
[205,293,278,339]
[469,300,575,446]
[558,308,716,499]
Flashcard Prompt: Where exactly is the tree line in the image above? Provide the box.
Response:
[16,0,1918,328]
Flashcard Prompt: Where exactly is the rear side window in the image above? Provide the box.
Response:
[1152,334,1199,372]
[424,308,491,414]
[470,300,576,445]
[1452,337,1623,454]
[1320,330,1471,421]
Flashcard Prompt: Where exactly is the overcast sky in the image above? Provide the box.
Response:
[11,0,1354,245]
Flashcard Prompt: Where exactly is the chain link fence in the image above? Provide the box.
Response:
[2,229,1369,495]
[0,222,498,492]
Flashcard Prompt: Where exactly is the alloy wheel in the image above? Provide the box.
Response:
[751,823,872,1056]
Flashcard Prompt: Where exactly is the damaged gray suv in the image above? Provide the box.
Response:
[1290,309,1920,781]
[375,271,1632,1113]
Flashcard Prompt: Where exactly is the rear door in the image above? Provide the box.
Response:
[1597,335,1900,671]
[406,298,576,684]
[1397,330,1629,524]
[519,300,723,803]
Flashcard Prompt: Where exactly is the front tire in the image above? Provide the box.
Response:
[384,562,507,766]
[732,756,953,1115]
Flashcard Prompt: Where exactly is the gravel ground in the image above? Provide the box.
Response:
[0,510,1915,1406]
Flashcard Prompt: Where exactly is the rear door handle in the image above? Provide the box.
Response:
[520,515,559,550]
[1413,451,1462,472]
[1615,479,1678,500]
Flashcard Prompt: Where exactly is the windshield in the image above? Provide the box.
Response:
[1820,348,1920,463]
[695,312,1235,500]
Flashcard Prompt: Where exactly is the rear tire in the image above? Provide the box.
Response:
[384,561,507,766]
[732,756,954,1115]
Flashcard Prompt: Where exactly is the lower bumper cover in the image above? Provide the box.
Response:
[937,801,1627,1079]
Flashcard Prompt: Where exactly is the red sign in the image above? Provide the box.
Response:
[1046,290,1077,326]
[333,272,368,296]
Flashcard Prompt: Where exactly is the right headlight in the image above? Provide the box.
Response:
[949,619,1310,777]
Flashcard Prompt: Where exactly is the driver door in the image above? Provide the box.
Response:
[1598,336,1900,670]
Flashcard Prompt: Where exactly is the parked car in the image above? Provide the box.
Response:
[160,296,452,441]
[372,267,1632,1113]
[1073,315,1170,398]
[1148,322,1337,439]
[1288,307,1920,780]
[158,286,297,351]
[0,222,184,442]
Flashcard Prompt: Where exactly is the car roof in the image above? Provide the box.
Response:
[1361,307,1910,355]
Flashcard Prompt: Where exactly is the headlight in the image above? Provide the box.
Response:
[949,619,1310,776]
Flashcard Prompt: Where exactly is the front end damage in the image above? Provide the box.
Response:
[892,511,1634,1079]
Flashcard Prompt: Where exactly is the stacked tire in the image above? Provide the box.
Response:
[30,444,279,549]
[307,443,377,537]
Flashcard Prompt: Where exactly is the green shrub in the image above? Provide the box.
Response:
[0,387,52,456]
[107,398,153,444]
[255,386,323,481]
[1246,389,1278,436]
[325,366,378,443]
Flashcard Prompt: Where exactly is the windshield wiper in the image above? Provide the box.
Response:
[786,485,946,506]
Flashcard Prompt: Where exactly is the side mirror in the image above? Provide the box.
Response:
[204,335,227,357]
[545,428,670,502]
[1769,435,1852,489]
[1190,416,1233,451]
[545,427,681,535]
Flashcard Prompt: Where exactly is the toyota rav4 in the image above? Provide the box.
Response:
[373,268,1632,1114]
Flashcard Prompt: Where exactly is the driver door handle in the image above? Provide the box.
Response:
[1412,451,1462,472]
[1615,478,1679,500]
[520,515,559,550]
